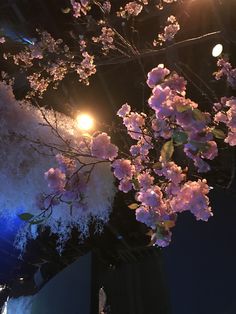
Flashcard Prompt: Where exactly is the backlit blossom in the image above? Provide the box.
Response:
[135,205,159,229]
[148,86,171,118]
[200,141,218,160]
[137,186,163,207]
[117,103,131,117]
[146,64,170,88]
[155,161,185,185]
[123,112,146,139]
[70,0,91,18]
[154,15,180,46]
[119,178,133,193]
[76,51,96,85]
[112,159,133,180]
[170,179,212,221]
[55,154,76,176]
[92,27,115,54]
[215,58,236,89]
[137,171,154,190]
[225,132,236,146]
[44,168,66,192]
[91,133,118,160]
[117,2,143,18]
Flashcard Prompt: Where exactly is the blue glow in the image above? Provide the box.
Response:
[0,212,24,240]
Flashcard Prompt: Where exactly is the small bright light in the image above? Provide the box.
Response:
[0,284,6,292]
[76,113,94,131]
[212,44,223,57]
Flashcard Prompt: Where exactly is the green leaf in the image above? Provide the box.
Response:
[212,128,226,139]
[128,203,139,210]
[176,104,191,113]
[172,130,188,145]
[192,109,206,121]
[161,140,174,162]
[18,213,34,221]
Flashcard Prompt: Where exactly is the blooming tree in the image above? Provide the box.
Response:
[0,0,235,252]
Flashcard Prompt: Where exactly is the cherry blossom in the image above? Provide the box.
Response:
[44,168,66,192]
[91,132,118,160]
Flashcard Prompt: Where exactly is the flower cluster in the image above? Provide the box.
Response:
[4,31,76,97]
[76,51,96,85]
[111,64,225,246]
[70,0,91,18]
[215,58,236,89]
[43,132,118,209]
[213,97,236,146]
[153,15,180,46]
[117,1,148,18]
[27,73,50,96]
[92,27,115,55]
[91,132,118,161]
[146,64,218,173]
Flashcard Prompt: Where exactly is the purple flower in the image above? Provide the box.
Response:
[44,168,66,192]
[112,159,133,180]
[91,133,118,161]
[146,64,170,88]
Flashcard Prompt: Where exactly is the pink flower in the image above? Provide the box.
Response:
[117,103,131,117]
[200,141,218,160]
[155,161,185,185]
[137,172,154,190]
[44,168,66,192]
[119,178,133,193]
[163,73,186,96]
[118,2,143,18]
[225,131,236,146]
[112,159,133,180]
[170,179,212,221]
[135,206,159,228]
[153,230,172,247]
[146,64,170,88]
[56,154,76,175]
[214,111,227,123]
[226,104,236,132]
[148,86,171,114]
[130,145,140,156]
[137,186,163,207]
[123,112,146,139]
[91,133,118,160]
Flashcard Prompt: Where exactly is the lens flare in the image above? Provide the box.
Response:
[76,113,94,130]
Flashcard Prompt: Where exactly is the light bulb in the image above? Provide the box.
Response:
[76,113,94,131]
[212,44,223,57]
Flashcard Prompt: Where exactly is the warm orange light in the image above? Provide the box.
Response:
[76,113,94,131]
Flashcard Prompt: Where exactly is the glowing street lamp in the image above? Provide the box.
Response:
[212,44,223,57]
[76,113,94,131]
